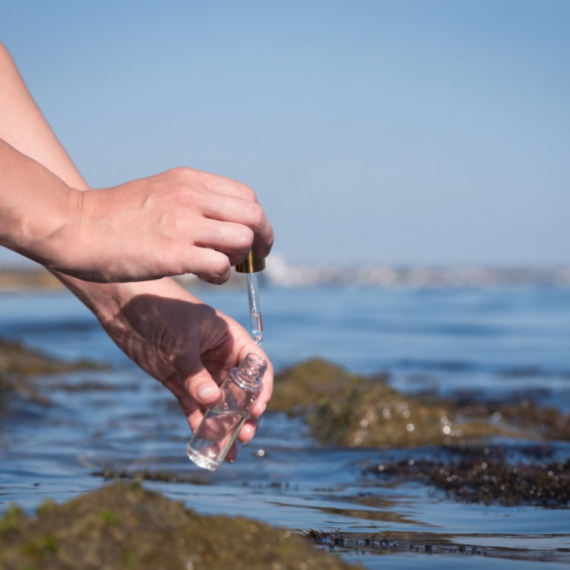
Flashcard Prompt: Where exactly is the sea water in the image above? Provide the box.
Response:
[1,286,569,569]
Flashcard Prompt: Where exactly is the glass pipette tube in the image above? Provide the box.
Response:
[247,272,263,345]
[235,251,265,345]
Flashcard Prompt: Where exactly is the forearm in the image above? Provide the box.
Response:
[0,41,88,269]
[1,41,150,296]
[0,138,81,266]
[0,41,88,190]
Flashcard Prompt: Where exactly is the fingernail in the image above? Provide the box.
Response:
[197,384,218,400]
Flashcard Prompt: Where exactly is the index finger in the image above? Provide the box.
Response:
[208,176,275,257]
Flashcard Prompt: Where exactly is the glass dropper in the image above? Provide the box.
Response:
[235,251,265,345]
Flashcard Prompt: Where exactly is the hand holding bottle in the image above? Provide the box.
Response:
[63,277,273,455]
[187,353,267,470]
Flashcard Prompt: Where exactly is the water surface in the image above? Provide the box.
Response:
[1,287,569,568]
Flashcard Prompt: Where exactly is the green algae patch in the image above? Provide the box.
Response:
[271,359,570,448]
[0,482,361,570]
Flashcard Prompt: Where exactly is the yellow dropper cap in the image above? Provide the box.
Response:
[235,251,265,273]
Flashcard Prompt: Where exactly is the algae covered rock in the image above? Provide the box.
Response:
[270,359,364,416]
[271,360,537,448]
[0,336,104,380]
[0,337,80,380]
[0,336,106,408]
[0,482,361,570]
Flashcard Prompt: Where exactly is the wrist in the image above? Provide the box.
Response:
[53,273,199,330]
[0,139,81,268]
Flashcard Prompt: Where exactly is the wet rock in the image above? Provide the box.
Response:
[0,336,106,413]
[271,360,508,447]
[462,399,570,441]
[366,447,570,507]
[271,359,362,416]
[0,337,93,379]
[0,337,104,381]
[0,481,361,570]
[271,360,570,448]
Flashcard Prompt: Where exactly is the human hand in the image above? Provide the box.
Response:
[61,167,274,283]
[1,145,273,284]
[76,278,273,458]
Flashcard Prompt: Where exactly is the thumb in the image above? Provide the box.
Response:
[184,365,221,407]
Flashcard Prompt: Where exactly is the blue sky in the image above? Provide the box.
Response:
[1,1,568,267]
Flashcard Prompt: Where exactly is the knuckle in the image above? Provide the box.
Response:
[247,202,265,230]
[237,225,255,247]
[164,167,199,193]
[164,167,187,182]
[236,182,256,202]
[167,166,192,178]
[208,255,231,282]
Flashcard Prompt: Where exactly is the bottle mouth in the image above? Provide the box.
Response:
[240,352,267,377]
[238,353,267,382]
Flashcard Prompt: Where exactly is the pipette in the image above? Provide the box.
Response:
[235,251,265,345]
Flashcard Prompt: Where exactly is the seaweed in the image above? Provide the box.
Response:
[271,359,570,448]
[366,447,570,507]
[0,482,361,570]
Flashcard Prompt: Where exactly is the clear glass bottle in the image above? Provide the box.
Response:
[187,353,267,471]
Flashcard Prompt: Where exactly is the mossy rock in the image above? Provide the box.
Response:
[0,337,104,380]
[270,359,365,415]
[271,359,570,448]
[0,482,361,570]
[0,337,107,412]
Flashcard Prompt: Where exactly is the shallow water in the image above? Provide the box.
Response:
[1,286,569,568]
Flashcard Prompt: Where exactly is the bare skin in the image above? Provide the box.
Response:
[0,40,273,456]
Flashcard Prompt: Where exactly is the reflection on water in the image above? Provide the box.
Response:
[1,288,570,568]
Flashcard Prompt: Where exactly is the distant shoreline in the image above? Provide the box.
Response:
[0,268,246,292]
[1,264,569,291]
[0,268,63,291]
